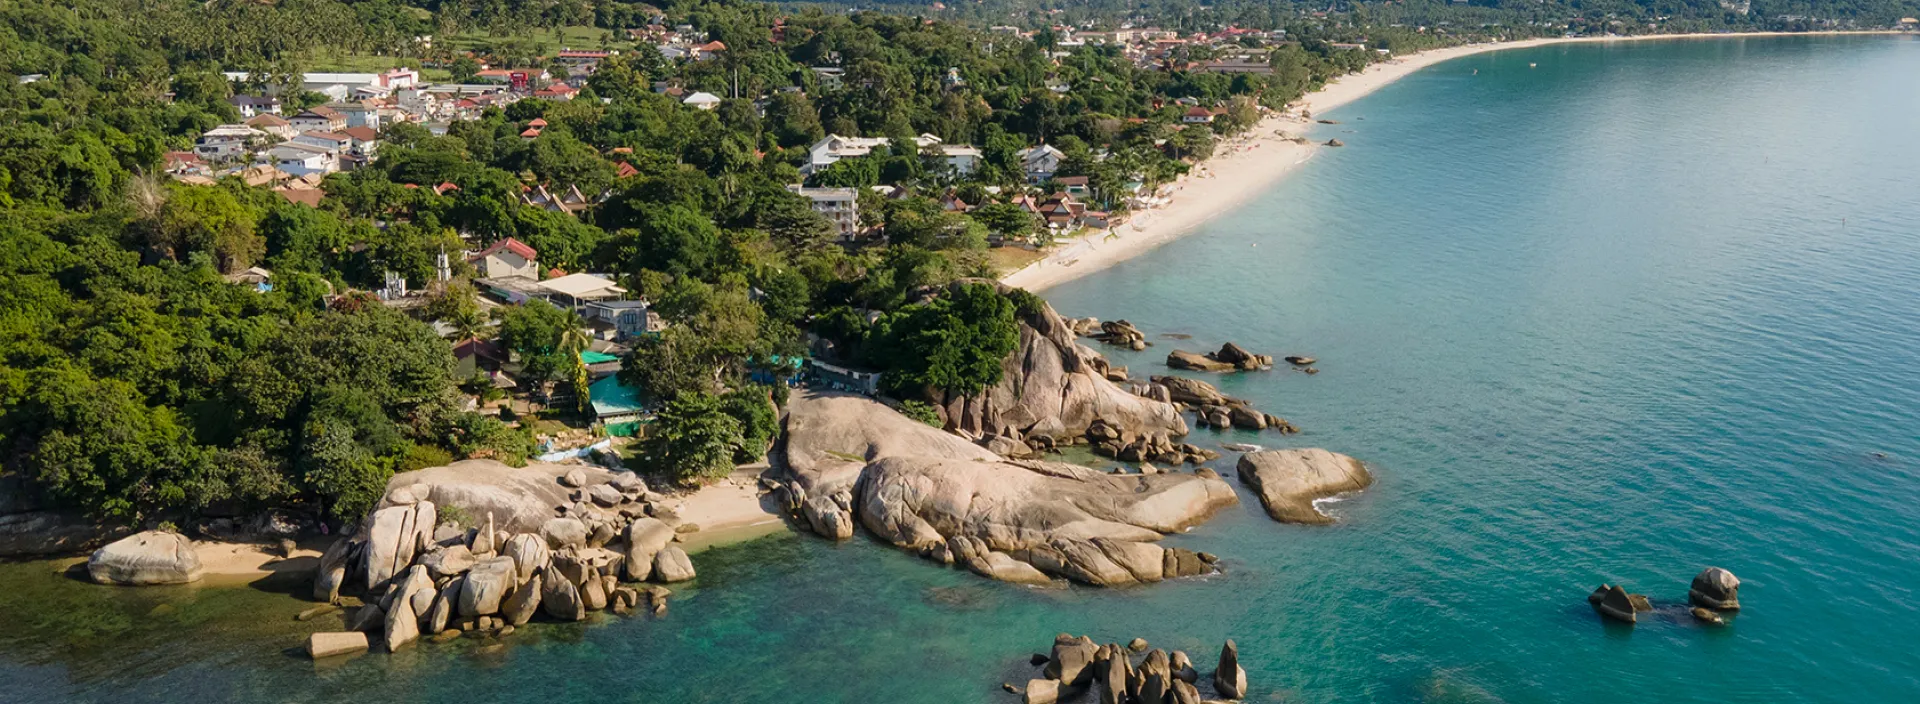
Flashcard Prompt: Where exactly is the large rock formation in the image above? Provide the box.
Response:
[1235,449,1373,525]
[373,460,622,535]
[86,530,204,585]
[362,500,435,591]
[780,391,1236,587]
[925,282,1188,445]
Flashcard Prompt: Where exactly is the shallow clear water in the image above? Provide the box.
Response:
[6,35,1920,703]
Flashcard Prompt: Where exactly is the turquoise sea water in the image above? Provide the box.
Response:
[6,35,1920,703]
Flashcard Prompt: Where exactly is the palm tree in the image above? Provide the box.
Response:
[558,310,594,415]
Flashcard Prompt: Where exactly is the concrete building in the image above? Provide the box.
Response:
[787,185,861,241]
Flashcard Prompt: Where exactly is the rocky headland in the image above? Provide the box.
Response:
[770,286,1370,585]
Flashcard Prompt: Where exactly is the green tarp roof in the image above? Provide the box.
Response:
[589,374,647,417]
[580,350,621,365]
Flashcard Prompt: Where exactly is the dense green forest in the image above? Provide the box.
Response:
[1,0,1912,532]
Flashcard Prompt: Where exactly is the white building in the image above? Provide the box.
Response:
[269,143,339,177]
[229,95,281,118]
[1017,144,1068,183]
[293,131,353,154]
[193,124,265,161]
[682,91,722,110]
[787,185,861,241]
[466,238,540,279]
[932,144,983,176]
[802,133,946,175]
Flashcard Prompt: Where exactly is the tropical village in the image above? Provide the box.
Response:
[0,0,1901,699]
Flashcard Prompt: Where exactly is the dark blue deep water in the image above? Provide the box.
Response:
[4,35,1919,703]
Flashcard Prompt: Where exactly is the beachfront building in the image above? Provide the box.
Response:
[787,185,861,241]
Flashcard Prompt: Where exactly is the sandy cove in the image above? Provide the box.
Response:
[1000,31,1900,292]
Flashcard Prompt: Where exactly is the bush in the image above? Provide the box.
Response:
[720,385,780,463]
[637,391,745,484]
[898,400,943,427]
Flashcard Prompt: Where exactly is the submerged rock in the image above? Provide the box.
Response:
[1235,449,1373,524]
[1690,607,1726,625]
[87,531,203,586]
[307,632,369,659]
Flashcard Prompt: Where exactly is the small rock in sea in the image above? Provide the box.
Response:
[1303,367,1319,375]
[1688,567,1742,610]
[1325,138,1345,147]
[1214,639,1248,699]
[1029,653,1050,666]
[1588,584,1642,624]
[1002,682,1021,694]
[430,630,462,644]
[1196,552,1219,564]
[1690,607,1726,626]
[1284,356,1316,366]
[1128,637,1149,653]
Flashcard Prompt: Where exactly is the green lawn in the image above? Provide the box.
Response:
[304,26,632,79]
[440,26,634,56]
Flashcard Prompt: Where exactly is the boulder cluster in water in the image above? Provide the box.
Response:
[1012,634,1250,703]
[303,471,693,658]
[1129,375,1298,434]
[1589,567,1742,626]
[1166,343,1273,373]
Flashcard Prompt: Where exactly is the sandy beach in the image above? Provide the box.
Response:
[1000,31,1898,292]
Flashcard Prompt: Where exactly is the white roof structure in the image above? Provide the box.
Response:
[537,273,626,300]
[682,91,722,108]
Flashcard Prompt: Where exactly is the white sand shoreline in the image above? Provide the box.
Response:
[999,31,1903,292]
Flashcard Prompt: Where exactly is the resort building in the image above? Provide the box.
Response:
[787,185,861,241]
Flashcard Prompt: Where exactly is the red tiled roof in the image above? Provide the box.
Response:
[528,118,548,127]
[467,237,538,264]
[615,162,639,179]
[434,182,460,195]
[340,126,379,142]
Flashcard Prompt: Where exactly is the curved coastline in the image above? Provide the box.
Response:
[999,30,1903,293]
